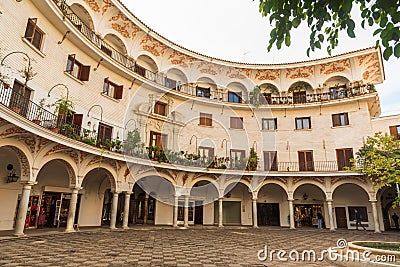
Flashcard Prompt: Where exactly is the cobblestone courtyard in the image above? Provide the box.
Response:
[0,227,399,266]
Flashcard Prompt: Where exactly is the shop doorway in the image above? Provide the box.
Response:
[194,201,204,224]
[257,203,280,226]
[39,192,78,228]
[214,201,241,225]
[335,207,348,228]
[294,204,322,227]
[136,193,156,225]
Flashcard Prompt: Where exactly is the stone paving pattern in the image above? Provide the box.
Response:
[0,227,399,266]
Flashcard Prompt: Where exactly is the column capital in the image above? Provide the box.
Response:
[252,197,257,201]
[124,191,132,195]
[326,199,333,203]
[369,199,378,203]
[21,181,37,187]
[288,198,294,202]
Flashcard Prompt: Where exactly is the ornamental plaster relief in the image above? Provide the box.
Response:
[319,59,351,75]
[285,66,314,79]
[140,35,169,57]
[255,69,281,81]
[357,53,382,84]
[109,12,142,39]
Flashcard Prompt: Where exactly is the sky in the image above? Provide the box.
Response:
[120,0,400,116]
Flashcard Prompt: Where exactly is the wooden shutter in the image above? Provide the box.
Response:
[115,84,123,99]
[390,126,398,140]
[66,54,75,72]
[103,78,109,93]
[306,151,314,171]
[80,65,91,81]
[24,18,37,40]
[72,114,83,128]
[337,149,345,170]
[332,114,340,127]
[343,113,349,125]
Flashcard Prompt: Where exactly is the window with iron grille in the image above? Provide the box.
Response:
[24,18,44,51]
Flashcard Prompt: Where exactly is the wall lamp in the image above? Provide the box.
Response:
[189,135,198,154]
[87,104,103,127]
[221,138,228,157]
[6,164,19,183]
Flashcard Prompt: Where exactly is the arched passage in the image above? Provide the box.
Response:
[377,186,400,230]
[0,145,31,230]
[257,183,288,227]
[189,180,219,225]
[293,183,326,228]
[70,3,95,30]
[79,168,116,227]
[226,82,247,103]
[131,176,175,225]
[219,181,252,226]
[103,33,128,55]
[288,81,313,104]
[332,183,374,230]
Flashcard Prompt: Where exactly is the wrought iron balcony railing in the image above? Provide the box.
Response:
[52,0,376,106]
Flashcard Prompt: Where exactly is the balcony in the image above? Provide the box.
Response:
[52,1,377,107]
[0,82,357,174]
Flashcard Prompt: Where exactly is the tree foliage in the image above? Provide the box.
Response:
[257,0,400,60]
[353,132,400,206]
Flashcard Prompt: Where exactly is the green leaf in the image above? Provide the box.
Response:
[380,17,388,28]
[368,17,374,26]
[383,46,393,60]
[318,34,324,42]
[373,28,382,36]
[347,27,356,38]
[285,34,291,46]
[394,43,400,58]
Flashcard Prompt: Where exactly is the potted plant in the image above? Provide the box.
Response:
[124,129,141,155]
[367,84,376,93]
[33,98,46,125]
[253,85,261,106]
[246,147,259,171]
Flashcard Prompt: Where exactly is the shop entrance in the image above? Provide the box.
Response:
[214,201,241,225]
[194,201,204,224]
[136,193,156,225]
[257,203,280,226]
[335,207,348,228]
[294,204,322,227]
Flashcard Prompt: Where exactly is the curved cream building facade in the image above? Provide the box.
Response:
[0,0,399,236]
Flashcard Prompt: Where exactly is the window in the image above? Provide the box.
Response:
[199,113,212,126]
[24,18,44,50]
[262,118,277,130]
[230,117,243,129]
[154,101,167,116]
[298,151,314,171]
[336,148,353,170]
[264,151,278,171]
[98,123,113,146]
[199,146,214,162]
[293,91,307,104]
[66,54,90,81]
[149,131,167,149]
[389,125,400,140]
[196,86,210,98]
[103,78,123,99]
[228,91,242,103]
[295,117,311,129]
[332,113,349,127]
[230,149,245,168]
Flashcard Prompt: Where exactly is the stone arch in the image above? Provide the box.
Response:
[166,67,188,84]
[287,81,314,93]
[133,175,176,205]
[226,81,248,102]
[223,179,252,196]
[292,180,327,199]
[323,75,351,89]
[189,177,219,191]
[331,180,371,200]
[0,144,32,182]
[80,165,117,191]
[103,33,128,55]
[136,53,159,73]
[70,3,96,31]
[36,158,77,188]
[133,169,177,187]
[254,179,289,198]
[259,82,280,95]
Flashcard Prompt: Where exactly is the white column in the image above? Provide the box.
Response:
[122,192,131,229]
[370,201,381,233]
[65,187,80,232]
[110,192,119,229]
[252,198,258,228]
[218,197,223,227]
[184,195,189,227]
[327,200,335,231]
[14,182,36,236]
[173,195,178,227]
[288,199,295,229]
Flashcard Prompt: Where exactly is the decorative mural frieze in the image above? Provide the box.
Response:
[168,50,196,66]
[101,0,113,15]
[226,67,247,80]
[84,0,101,13]
[285,66,314,79]
[358,53,382,84]
[196,62,223,76]
[319,59,350,75]
[140,35,168,57]
[10,147,30,179]
[109,12,141,39]
[0,127,27,138]
[255,69,280,81]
